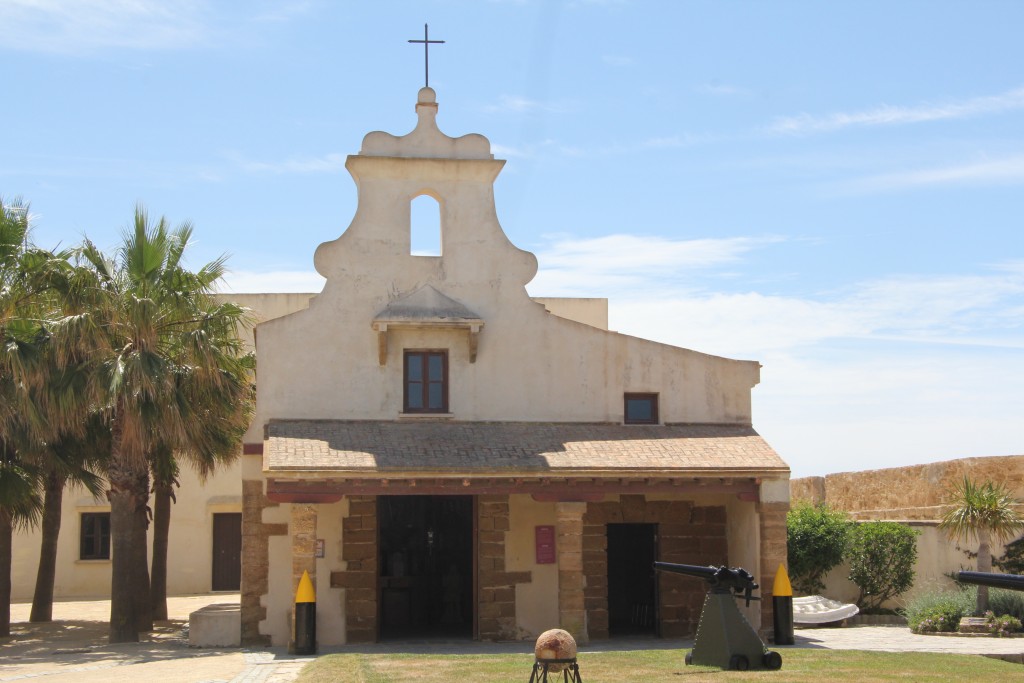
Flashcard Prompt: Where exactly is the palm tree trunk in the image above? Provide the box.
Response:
[133,489,152,632]
[29,470,65,622]
[108,448,145,643]
[0,508,12,637]
[977,529,992,614]
[150,480,172,621]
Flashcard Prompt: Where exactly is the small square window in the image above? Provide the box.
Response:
[404,350,449,413]
[80,512,110,560]
[624,393,659,424]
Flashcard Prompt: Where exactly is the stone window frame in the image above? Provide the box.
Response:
[403,349,449,413]
[623,392,659,425]
[80,511,111,560]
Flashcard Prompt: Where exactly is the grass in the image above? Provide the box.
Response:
[294,648,1018,682]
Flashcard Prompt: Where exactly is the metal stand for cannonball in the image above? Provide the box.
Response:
[528,657,583,682]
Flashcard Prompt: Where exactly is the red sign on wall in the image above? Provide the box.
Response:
[535,525,556,564]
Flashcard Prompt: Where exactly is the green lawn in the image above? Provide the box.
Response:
[294,648,1018,682]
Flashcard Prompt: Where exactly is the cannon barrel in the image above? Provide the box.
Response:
[957,571,1024,592]
[653,562,719,580]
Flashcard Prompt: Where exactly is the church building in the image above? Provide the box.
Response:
[240,86,790,646]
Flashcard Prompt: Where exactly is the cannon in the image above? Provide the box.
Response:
[654,562,782,671]
[956,570,1024,592]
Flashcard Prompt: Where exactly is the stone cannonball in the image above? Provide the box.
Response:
[534,628,577,673]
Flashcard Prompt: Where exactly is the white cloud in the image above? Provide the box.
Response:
[527,233,1024,355]
[491,143,528,158]
[482,95,570,114]
[528,233,781,297]
[232,153,346,174]
[218,269,324,293]
[769,86,1024,135]
[845,155,1024,193]
[0,0,210,53]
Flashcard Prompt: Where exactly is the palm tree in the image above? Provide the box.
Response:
[49,205,252,642]
[0,196,48,636]
[29,417,107,622]
[0,443,42,636]
[939,477,1024,613]
[150,339,254,620]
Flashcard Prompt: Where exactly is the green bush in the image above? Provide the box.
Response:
[787,501,853,595]
[982,611,1022,636]
[848,521,918,611]
[989,587,1024,622]
[903,587,974,633]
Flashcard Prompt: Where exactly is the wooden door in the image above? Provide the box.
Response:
[212,512,242,591]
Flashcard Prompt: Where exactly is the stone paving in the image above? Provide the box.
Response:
[4,596,1023,682]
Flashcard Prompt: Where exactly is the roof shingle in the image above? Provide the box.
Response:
[264,420,788,476]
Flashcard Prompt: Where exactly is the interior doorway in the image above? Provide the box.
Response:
[378,495,474,639]
[607,523,658,636]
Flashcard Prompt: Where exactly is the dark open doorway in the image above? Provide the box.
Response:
[378,495,474,639]
[607,523,658,636]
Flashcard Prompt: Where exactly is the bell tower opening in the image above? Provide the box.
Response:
[410,193,442,256]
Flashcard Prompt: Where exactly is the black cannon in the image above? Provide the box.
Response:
[654,562,760,606]
[957,570,1024,592]
[654,562,782,672]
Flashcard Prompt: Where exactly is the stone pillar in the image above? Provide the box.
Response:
[291,504,318,591]
[477,495,532,641]
[241,478,288,646]
[338,495,378,643]
[757,501,790,636]
[556,502,587,644]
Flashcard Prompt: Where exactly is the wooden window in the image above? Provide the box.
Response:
[404,350,448,413]
[624,393,659,424]
[80,512,110,560]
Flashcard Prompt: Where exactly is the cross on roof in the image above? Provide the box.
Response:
[408,23,445,88]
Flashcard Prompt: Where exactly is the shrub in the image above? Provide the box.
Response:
[903,587,974,633]
[982,611,1022,636]
[787,501,853,595]
[848,521,918,611]
[988,587,1024,622]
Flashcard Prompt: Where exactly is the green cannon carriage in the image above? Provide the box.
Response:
[654,562,782,671]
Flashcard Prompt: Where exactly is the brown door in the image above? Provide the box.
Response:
[212,513,242,591]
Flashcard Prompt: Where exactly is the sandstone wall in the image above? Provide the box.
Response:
[791,455,1024,521]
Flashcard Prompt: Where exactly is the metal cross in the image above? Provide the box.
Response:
[408,23,445,88]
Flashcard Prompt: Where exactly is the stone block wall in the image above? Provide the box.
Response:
[478,494,532,640]
[757,501,789,635]
[241,479,288,646]
[556,502,587,642]
[331,495,378,643]
[582,495,726,640]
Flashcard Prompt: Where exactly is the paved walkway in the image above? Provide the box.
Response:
[3,596,1023,682]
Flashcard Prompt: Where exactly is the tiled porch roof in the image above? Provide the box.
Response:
[264,420,788,477]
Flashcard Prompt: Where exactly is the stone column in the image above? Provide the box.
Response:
[241,478,287,646]
[757,479,791,636]
[556,502,588,644]
[291,504,318,591]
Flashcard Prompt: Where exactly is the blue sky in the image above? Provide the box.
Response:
[3,1,1022,478]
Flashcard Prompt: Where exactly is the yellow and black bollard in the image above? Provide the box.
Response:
[293,570,317,655]
[772,563,794,645]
